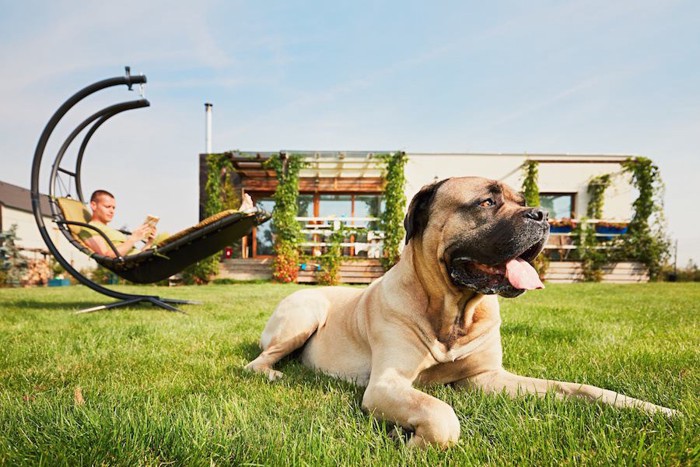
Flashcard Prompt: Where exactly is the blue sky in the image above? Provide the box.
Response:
[1,0,699,265]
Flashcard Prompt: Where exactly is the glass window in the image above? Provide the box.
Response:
[255,198,275,255]
[319,194,352,218]
[540,194,575,219]
[297,194,314,217]
[354,195,384,218]
[354,195,384,229]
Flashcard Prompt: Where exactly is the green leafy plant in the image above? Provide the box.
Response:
[521,160,540,208]
[520,160,547,278]
[568,173,615,281]
[571,219,606,282]
[380,152,408,270]
[315,226,369,285]
[90,265,124,285]
[266,153,305,283]
[617,157,670,280]
[272,242,299,283]
[317,228,345,285]
[0,224,28,287]
[663,259,700,282]
[183,153,239,285]
[586,173,612,219]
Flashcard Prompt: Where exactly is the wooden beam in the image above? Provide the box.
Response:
[242,177,385,194]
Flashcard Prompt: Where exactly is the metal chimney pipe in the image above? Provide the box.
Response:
[204,103,213,154]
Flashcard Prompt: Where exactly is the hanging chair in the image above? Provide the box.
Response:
[30,67,270,313]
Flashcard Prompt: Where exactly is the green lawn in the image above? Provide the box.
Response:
[0,283,698,465]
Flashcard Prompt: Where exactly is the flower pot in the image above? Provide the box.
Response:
[549,225,573,234]
[595,226,628,235]
[595,225,627,241]
[48,278,71,287]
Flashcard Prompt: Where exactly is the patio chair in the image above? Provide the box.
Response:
[30,67,270,313]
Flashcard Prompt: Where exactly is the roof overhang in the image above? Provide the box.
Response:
[221,150,391,179]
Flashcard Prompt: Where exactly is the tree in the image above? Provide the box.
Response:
[0,225,28,287]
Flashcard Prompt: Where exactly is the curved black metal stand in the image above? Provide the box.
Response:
[31,67,197,313]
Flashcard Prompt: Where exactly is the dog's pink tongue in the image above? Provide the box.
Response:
[505,258,544,290]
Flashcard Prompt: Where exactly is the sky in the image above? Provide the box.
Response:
[1,0,699,265]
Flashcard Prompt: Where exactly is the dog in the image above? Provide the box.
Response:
[245,176,676,448]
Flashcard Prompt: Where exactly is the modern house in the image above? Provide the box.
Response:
[200,151,648,283]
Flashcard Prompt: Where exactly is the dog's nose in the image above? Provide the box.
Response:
[525,208,547,222]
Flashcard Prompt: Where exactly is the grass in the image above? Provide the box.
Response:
[0,282,698,465]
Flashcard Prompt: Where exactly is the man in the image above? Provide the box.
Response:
[81,190,159,258]
[82,190,256,258]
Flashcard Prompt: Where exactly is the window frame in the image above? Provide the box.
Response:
[539,192,577,219]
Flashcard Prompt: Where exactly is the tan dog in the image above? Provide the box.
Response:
[245,177,676,448]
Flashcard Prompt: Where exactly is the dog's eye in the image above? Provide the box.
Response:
[479,198,495,207]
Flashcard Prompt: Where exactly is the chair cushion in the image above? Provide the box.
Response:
[156,209,245,247]
[56,197,91,238]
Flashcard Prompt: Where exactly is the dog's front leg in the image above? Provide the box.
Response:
[362,349,460,448]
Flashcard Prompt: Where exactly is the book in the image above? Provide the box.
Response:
[144,215,159,228]
[144,215,159,240]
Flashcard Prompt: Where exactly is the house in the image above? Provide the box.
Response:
[0,180,94,275]
[199,151,647,283]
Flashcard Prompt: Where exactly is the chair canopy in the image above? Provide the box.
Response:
[30,67,270,312]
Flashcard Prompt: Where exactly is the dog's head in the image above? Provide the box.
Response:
[404,177,549,298]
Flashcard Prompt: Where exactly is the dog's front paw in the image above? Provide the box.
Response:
[387,425,411,444]
[266,369,284,381]
[244,360,284,382]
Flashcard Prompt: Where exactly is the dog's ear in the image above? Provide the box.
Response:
[404,178,449,244]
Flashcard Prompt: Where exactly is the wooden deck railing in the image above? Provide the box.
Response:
[292,217,629,260]
[545,219,628,260]
[296,216,384,258]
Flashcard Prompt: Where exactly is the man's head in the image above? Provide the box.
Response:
[89,190,116,224]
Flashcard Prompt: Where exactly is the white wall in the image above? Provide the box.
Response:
[404,154,635,221]
[1,206,96,271]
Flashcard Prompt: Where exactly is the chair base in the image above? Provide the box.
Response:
[75,296,200,314]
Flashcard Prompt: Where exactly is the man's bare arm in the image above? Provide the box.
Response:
[84,224,153,258]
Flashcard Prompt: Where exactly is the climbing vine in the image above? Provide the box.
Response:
[317,227,345,285]
[572,219,606,282]
[521,160,540,208]
[204,153,240,215]
[380,152,408,270]
[316,226,369,285]
[618,157,670,280]
[520,160,547,279]
[586,174,613,219]
[182,153,239,284]
[569,173,614,281]
[266,153,305,283]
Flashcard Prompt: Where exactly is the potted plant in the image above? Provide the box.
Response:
[548,218,577,233]
[595,221,628,241]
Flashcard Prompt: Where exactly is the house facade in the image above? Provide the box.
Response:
[406,153,634,220]
[201,151,645,283]
[0,180,94,275]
